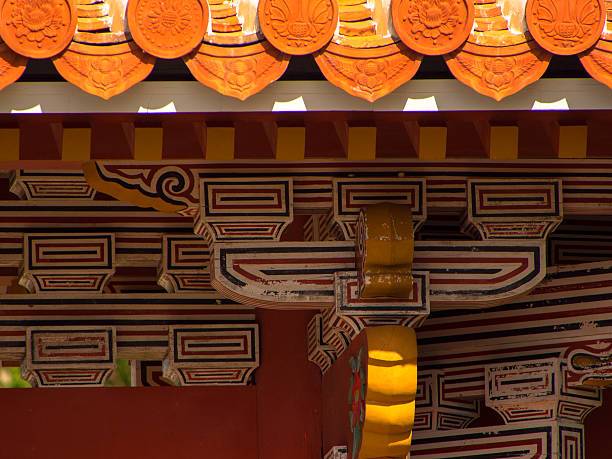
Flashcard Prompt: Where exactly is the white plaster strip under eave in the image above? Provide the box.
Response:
[1,78,612,114]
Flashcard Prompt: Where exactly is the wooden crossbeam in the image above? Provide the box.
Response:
[0,118,607,163]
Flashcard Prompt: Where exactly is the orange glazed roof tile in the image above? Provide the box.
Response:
[0,0,612,101]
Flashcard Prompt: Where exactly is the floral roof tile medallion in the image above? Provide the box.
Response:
[0,41,26,89]
[184,40,290,100]
[526,0,605,56]
[391,0,474,56]
[258,0,338,55]
[53,39,155,99]
[0,0,77,58]
[445,0,551,101]
[315,38,422,102]
[580,24,612,90]
[127,0,209,59]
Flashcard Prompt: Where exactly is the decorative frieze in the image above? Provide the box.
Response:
[0,294,254,361]
[212,240,545,309]
[414,371,479,432]
[418,261,612,372]
[162,324,259,385]
[9,170,95,200]
[464,179,563,239]
[412,421,578,458]
[195,177,293,242]
[81,161,612,217]
[485,359,602,424]
[22,326,116,387]
[157,234,212,293]
[19,233,115,293]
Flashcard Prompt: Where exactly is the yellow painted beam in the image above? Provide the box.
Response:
[489,126,518,159]
[134,127,163,160]
[206,127,235,160]
[276,127,305,160]
[62,128,91,161]
[0,128,19,161]
[559,125,587,159]
[348,127,376,160]
[419,126,446,160]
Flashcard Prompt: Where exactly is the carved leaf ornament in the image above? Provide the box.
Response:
[392,0,474,56]
[0,0,77,58]
[258,0,338,55]
[526,0,605,55]
[0,0,609,101]
[127,0,209,59]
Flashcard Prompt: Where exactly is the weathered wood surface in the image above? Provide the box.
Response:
[211,240,546,309]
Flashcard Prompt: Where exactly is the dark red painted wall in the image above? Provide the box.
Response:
[0,386,257,459]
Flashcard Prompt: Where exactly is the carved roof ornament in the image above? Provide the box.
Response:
[316,39,422,102]
[315,0,422,102]
[391,0,474,56]
[526,0,605,55]
[258,0,338,55]
[445,0,551,101]
[0,41,26,90]
[127,0,209,59]
[580,0,612,90]
[53,0,155,99]
[185,40,289,100]
[0,0,77,58]
[184,0,290,100]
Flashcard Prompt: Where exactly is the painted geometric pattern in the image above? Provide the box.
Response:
[0,295,254,360]
[84,161,612,216]
[25,233,114,270]
[158,234,212,293]
[411,422,555,458]
[198,177,293,242]
[163,323,259,385]
[304,210,343,242]
[212,240,545,309]
[418,261,612,372]
[333,178,426,239]
[22,327,116,387]
[486,360,559,423]
[131,360,172,387]
[308,270,429,373]
[324,446,348,459]
[466,179,563,239]
[307,313,337,373]
[9,170,95,200]
[414,371,479,432]
[20,233,115,293]
[29,369,112,387]
[335,270,429,329]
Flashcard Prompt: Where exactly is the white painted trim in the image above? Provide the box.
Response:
[1,78,612,113]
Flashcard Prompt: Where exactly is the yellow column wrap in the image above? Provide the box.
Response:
[359,326,417,459]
